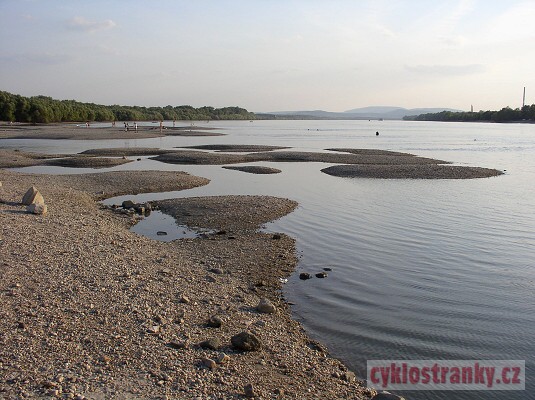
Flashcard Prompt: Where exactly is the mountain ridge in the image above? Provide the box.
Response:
[260,106,463,120]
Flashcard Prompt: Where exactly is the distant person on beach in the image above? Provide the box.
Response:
[134,122,138,132]
[173,118,176,127]
[159,121,163,133]
[124,122,128,132]
[112,121,115,127]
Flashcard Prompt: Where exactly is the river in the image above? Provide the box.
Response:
[5,120,534,399]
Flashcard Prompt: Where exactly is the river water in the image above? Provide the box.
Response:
[4,120,534,399]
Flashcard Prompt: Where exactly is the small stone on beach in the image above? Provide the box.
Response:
[216,353,230,364]
[244,383,255,398]
[257,297,276,314]
[201,357,217,370]
[199,338,221,350]
[231,331,262,352]
[207,315,223,328]
[121,200,135,209]
[167,340,187,350]
[210,268,224,274]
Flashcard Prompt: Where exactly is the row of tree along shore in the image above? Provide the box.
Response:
[2,90,535,124]
[0,91,256,123]
[403,105,535,123]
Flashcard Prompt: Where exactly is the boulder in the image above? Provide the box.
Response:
[27,203,47,215]
[299,273,312,280]
[257,297,276,314]
[22,186,44,205]
[231,331,262,351]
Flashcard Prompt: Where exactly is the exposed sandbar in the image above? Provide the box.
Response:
[0,123,224,140]
[79,148,176,157]
[181,144,290,152]
[152,150,249,165]
[154,195,297,232]
[321,164,504,179]
[152,149,447,165]
[0,169,370,399]
[249,150,445,164]
[0,149,63,168]
[45,170,209,199]
[326,148,416,156]
[43,156,133,169]
[222,165,282,174]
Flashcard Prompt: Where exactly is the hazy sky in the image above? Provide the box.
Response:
[1,0,534,112]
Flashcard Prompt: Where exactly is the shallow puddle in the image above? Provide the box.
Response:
[129,210,213,242]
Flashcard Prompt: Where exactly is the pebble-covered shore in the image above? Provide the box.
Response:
[0,168,374,399]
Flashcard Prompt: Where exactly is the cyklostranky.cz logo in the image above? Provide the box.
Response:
[367,360,525,391]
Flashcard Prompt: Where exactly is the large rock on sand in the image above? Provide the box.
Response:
[22,186,44,205]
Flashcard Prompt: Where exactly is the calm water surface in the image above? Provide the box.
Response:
[5,120,534,399]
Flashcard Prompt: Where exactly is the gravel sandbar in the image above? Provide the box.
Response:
[222,166,282,174]
[0,169,372,399]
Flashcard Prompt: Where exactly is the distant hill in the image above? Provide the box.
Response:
[344,106,463,120]
[259,107,463,120]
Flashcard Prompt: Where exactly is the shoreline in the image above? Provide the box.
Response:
[0,168,374,399]
[0,123,224,140]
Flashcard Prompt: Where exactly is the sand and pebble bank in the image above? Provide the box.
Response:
[222,166,282,175]
[0,123,223,140]
[321,164,503,179]
[0,168,374,399]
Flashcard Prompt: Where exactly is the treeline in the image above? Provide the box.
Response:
[404,105,535,123]
[0,90,256,123]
